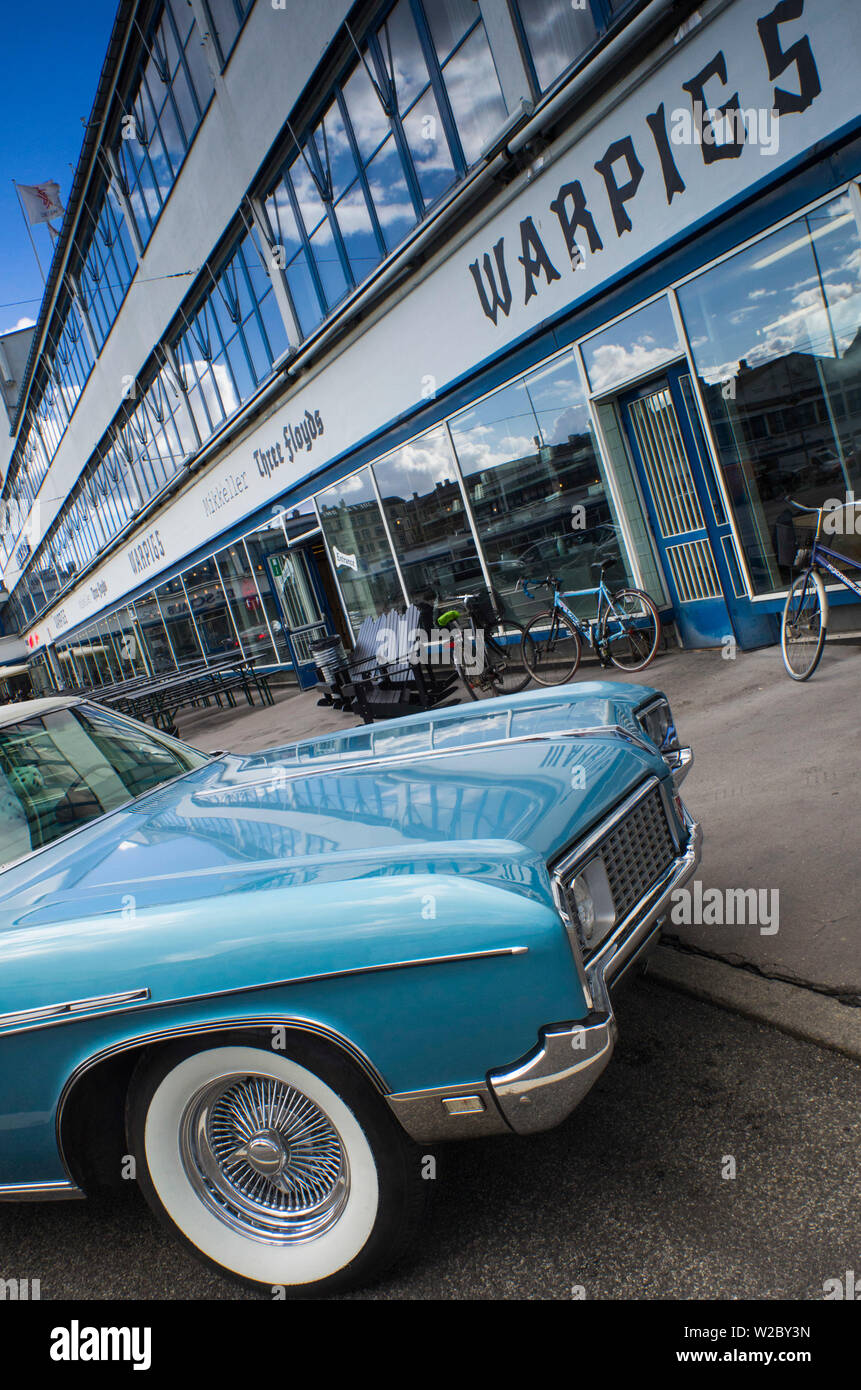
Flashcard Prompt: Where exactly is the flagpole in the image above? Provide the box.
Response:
[12,180,47,285]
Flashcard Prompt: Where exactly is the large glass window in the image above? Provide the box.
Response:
[449,353,634,623]
[371,426,484,603]
[582,298,682,395]
[205,0,253,65]
[181,558,241,658]
[316,471,404,627]
[132,595,176,673]
[77,183,137,350]
[115,0,214,246]
[155,577,204,665]
[242,524,301,661]
[427,2,506,165]
[174,232,288,438]
[263,0,504,335]
[678,194,861,592]
[514,0,599,93]
[50,298,95,424]
[214,543,278,663]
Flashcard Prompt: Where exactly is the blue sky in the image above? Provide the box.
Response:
[0,0,118,335]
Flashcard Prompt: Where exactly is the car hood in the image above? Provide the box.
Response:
[0,684,667,922]
[0,686,673,1020]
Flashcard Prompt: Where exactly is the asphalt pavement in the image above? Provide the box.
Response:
[2,981,856,1300]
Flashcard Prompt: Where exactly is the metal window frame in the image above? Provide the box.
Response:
[509,0,607,98]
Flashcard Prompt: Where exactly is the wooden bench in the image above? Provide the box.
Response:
[319,603,461,723]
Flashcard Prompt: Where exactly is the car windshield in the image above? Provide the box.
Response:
[0,704,208,866]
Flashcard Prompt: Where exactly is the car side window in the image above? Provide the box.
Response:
[0,706,205,863]
[72,706,195,799]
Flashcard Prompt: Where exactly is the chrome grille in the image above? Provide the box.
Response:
[556,785,677,955]
[600,787,676,921]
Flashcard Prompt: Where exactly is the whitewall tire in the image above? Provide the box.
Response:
[126,1033,427,1296]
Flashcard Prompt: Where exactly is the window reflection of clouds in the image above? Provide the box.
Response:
[582,299,681,394]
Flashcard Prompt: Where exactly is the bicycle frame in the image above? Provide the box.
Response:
[810,540,861,599]
[792,502,861,601]
[523,577,623,648]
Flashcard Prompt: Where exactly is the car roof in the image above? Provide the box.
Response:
[0,696,82,728]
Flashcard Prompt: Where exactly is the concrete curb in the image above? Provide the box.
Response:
[644,945,861,1062]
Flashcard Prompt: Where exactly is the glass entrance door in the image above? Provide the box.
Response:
[268,548,330,688]
[620,365,776,648]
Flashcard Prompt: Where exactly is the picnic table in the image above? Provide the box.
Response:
[92,656,274,735]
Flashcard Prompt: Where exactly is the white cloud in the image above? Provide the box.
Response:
[585,340,679,393]
[2,315,36,334]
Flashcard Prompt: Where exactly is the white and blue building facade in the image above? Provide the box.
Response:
[3,0,861,693]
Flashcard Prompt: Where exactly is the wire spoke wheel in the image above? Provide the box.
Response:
[523,611,581,685]
[781,570,826,680]
[480,621,533,695]
[451,618,534,698]
[180,1071,350,1243]
[600,589,661,671]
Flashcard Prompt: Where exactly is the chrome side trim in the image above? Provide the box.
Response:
[666,746,694,787]
[0,948,527,1039]
[0,988,150,1031]
[0,1180,85,1202]
[53,1014,394,1191]
[387,1082,509,1141]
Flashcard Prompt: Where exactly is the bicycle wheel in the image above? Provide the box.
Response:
[449,619,479,699]
[523,610,581,685]
[601,589,661,671]
[781,569,826,680]
[482,620,533,695]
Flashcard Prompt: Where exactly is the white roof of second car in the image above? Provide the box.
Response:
[0,696,81,728]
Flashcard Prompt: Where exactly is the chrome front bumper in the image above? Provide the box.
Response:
[388,804,701,1143]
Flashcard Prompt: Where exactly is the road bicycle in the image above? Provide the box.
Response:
[780,498,861,680]
[435,589,534,699]
[519,562,662,684]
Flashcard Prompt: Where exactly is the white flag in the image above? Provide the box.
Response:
[17,181,65,225]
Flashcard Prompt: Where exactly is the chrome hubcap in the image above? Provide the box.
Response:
[179,1072,349,1243]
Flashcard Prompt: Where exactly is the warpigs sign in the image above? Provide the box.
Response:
[466,0,828,329]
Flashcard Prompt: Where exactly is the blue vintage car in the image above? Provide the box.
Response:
[0,686,698,1295]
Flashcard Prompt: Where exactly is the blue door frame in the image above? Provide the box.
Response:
[620,365,777,649]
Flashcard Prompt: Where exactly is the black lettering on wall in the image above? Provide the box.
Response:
[594,137,645,235]
[646,103,686,203]
[549,181,604,260]
[682,52,745,163]
[518,217,562,304]
[468,238,513,324]
[756,0,821,115]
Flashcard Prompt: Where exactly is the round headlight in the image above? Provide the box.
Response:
[571,874,596,942]
[638,697,679,753]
